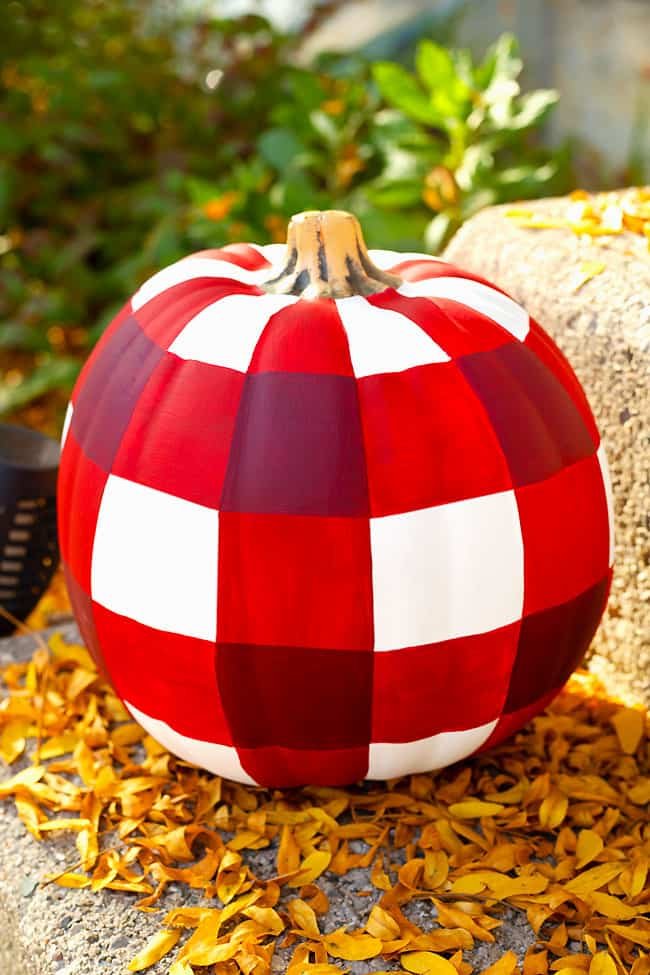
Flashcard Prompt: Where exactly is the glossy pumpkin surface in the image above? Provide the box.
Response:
[58,213,613,787]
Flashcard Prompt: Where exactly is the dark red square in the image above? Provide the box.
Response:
[357,361,511,517]
[236,744,369,788]
[93,603,232,745]
[504,574,610,714]
[217,512,373,650]
[221,372,368,516]
[216,643,372,751]
[112,354,245,508]
[57,431,108,590]
[525,320,600,447]
[71,318,164,472]
[372,622,520,742]
[517,454,610,615]
[72,301,133,405]
[460,342,596,486]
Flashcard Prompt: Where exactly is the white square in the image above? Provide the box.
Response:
[168,292,297,371]
[131,255,275,311]
[367,721,497,779]
[400,276,529,341]
[371,491,524,650]
[336,295,449,377]
[125,701,257,785]
[61,401,73,449]
[91,475,219,640]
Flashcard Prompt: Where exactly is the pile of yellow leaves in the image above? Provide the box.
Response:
[506,187,650,243]
[0,632,648,975]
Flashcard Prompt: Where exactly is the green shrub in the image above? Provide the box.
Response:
[0,1,570,416]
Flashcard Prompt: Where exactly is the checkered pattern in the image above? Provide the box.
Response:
[58,243,614,787]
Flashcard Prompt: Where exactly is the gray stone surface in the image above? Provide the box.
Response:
[0,626,537,974]
[445,196,650,706]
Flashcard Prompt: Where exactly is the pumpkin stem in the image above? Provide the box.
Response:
[263,209,402,298]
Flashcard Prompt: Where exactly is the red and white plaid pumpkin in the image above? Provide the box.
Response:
[58,210,613,787]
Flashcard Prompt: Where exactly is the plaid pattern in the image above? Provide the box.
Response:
[58,244,613,787]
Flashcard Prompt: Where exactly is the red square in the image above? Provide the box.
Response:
[57,431,108,590]
[371,622,520,742]
[93,603,231,745]
[248,299,354,375]
[517,453,610,615]
[217,512,373,650]
[112,353,245,508]
[357,361,512,517]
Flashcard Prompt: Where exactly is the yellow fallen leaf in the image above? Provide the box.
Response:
[588,892,639,920]
[47,872,90,888]
[288,897,321,938]
[539,790,568,829]
[366,903,401,940]
[606,924,650,949]
[524,950,548,975]
[575,829,604,868]
[451,875,486,895]
[448,800,505,819]
[323,929,383,961]
[589,952,617,975]
[569,261,606,292]
[243,904,284,935]
[619,857,648,898]
[565,862,624,895]
[611,707,645,754]
[127,928,181,971]
[402,952,459,975]
[480,951,519,975]
[288,849,331,887]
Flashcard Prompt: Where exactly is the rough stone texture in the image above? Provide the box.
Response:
[0,626,537,974]
[445,197,650,706]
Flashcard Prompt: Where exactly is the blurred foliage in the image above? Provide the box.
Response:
[0,0,570,416]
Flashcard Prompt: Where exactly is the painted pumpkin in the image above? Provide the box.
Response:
[58,209,614,787]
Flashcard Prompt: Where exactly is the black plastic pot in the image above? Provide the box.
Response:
[0,423,60,636]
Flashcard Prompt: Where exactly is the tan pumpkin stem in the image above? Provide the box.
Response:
[263,209,402,298]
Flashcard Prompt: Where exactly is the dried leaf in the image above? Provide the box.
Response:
[575,829,604,868]
[448,800,505,819]
[589,953,617,975]
[288,850,331,888]
[402,951,459,975]
[480,951,519,975]
[366,904,401,940]
[611,708,645,754]
[323,929,383,961]
[127,928,181,971]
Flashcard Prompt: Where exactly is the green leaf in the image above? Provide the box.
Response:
[415,40,471,123]
[372,62,441,126]
[257,127,304,171]
[365,178,423,209]
[415,40,456,91]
